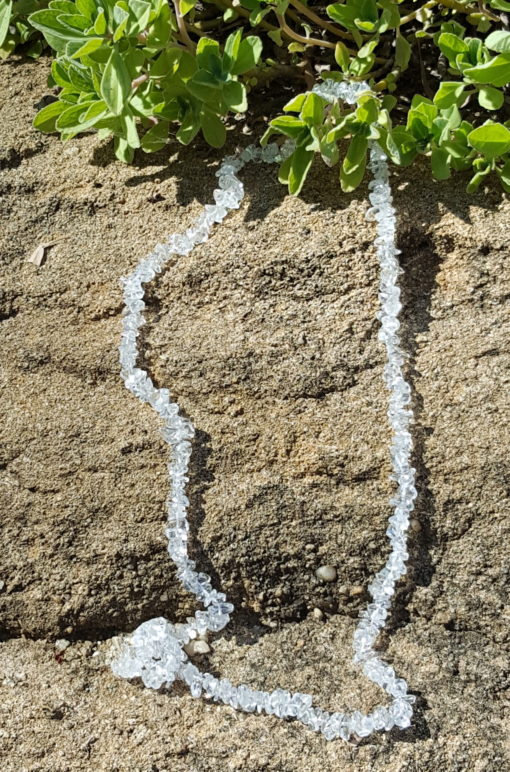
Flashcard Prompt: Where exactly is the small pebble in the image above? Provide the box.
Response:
[184,640,211,656]
[55,639,70,653]
[349,585,364,597]
[315,565,337,583]
[312,608,324,621]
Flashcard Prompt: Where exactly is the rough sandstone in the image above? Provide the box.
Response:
[0,59,508,770]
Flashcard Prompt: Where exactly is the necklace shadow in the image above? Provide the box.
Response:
[90,128,505,229]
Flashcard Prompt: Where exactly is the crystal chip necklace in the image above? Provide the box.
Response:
[112,80,417,741]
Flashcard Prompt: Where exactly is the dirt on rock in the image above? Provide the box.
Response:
[0,58,509,771]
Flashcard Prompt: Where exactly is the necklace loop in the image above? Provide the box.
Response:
[112,79,417,741]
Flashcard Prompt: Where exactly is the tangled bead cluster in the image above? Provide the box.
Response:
[112,79,416,741]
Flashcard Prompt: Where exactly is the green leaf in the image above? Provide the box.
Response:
[94,7,106,35]
[288,145,313,195]
[278,155,292,185]
[356,94,379,124]
[187,70,223,110]
[196,36,221,72]
[140,121,169,152]
[223,28,241,70]
[357,39,378,59]
[100,49,132,116]
[269,114,307,139]
[0,34,16,61]
[33,99,66,133]
[176,108,200,145]
[395,34,411,70]
[340,135,367,192]
[431,146,451,180]
[55,100,95,132]
[349,52,375,76]
[200,107,226,147]
[464,54,510,87]
[437,32,468,66]
[325,112,355,143]
[343,133,368,174]
[0,1,12,49]
[378,126,417,166]
[355,19,377,33]
[497,159,510,193]
[485,30,510,53]
[49,1,77,13]
[114,135,135,163]
[288,42,306,54]
[127,0,151,34]
[75,0,96,20]
[180,0,196,15]
[51,59,73,88]
[52,100,107,138]
[378,0,400,30]
[319,138,339,167]
[57,13,90,31]
[49,1,76,12]
[334,41,350,71]
[120,108,140,148]
[28,9,86,52]
[67,61,93,91]
[113,4,129,42]
[300,92,325,126]
[70,37,104,58]
[230,35,262,75]
[468,122,510,159]
[222,79,247,112]
[478,85,504,111]
[466,168,490,193]
[223,7,237,22]
[268,29,283,46]
[433,81,465,109]
[284,93,307,113]
[326,3,358,31]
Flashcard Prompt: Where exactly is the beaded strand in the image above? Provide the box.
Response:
[112,80,417,741]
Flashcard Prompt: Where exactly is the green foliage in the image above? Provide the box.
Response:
[0,1,47,58]
[8,0,510,192]
[27,0,262,161]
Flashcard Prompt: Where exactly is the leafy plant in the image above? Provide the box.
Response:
[0,1,47,58]
[21,0,510,192]
[29,0,262,161]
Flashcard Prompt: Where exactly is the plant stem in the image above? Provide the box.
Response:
[288,0,355,41]
[400,0,437,25]
[245,62,308,85]
[172,0,196,51]
[276,12,338,50]
[214,0,280,33]
[374,69,401,92]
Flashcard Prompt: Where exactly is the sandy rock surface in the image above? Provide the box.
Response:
[0,59,508,770]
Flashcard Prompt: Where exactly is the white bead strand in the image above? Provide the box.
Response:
[112,79,416,741]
